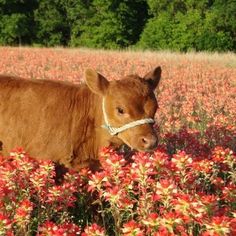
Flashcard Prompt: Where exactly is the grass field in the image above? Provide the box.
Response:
[0,47,235,235]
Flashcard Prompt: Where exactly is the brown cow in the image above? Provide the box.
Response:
[0,67,161,170]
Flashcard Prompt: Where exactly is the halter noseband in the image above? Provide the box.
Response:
[101,99,155,136]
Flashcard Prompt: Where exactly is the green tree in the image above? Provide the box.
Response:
[65,0,93,47]
[171,10,204,51]
[34,0,70,46]
[0,0,38,45]
[75,0,148,49]
[147,0,187,17]
[139,0,236,52]
[197,0,236,51]
[138,13,174,50]
[0,0,235,51]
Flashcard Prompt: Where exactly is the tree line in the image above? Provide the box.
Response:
[0,0,235,52]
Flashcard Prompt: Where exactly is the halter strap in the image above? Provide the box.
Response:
[101,99,155,136]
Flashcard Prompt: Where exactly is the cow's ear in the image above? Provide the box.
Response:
[85,69,109,95]
[143,66,162,90]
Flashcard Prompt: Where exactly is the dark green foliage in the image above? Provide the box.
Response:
[66,0,93,47]
[139,0,236,52]
[0,0,38,45]
[0,0,235,51]
[137,13,174,50]
[74,0,148,49]
[198,0,236,51]
[34,0,70,46]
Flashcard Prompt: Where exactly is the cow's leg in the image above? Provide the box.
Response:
[0,140,7,156]
[54,163,69,184]
[0,141,2,156]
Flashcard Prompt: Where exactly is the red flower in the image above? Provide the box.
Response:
[14,199,33,226]
[38,221,81,236]
[203,216,231,236]
[122,220,144,236]
[82,223,105,236]
[0,213,13,235]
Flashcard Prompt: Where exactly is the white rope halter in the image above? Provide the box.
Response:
[101,99,155,136]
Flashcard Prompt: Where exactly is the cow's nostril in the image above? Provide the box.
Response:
[140,135,158,150]
[142,137,148,144]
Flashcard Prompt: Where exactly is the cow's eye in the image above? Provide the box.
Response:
[116,107,124,115]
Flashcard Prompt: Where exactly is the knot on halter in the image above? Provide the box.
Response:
[101,99,155,136]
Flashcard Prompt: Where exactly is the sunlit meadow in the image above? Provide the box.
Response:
[0,47,235,235]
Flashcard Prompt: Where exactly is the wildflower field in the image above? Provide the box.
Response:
[0,47,236,236]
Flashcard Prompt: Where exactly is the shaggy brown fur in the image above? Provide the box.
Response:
[0,67,161,170]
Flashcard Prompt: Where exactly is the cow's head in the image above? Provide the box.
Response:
[85,67,162,152]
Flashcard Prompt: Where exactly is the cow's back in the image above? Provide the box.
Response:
[0,75,83,165]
